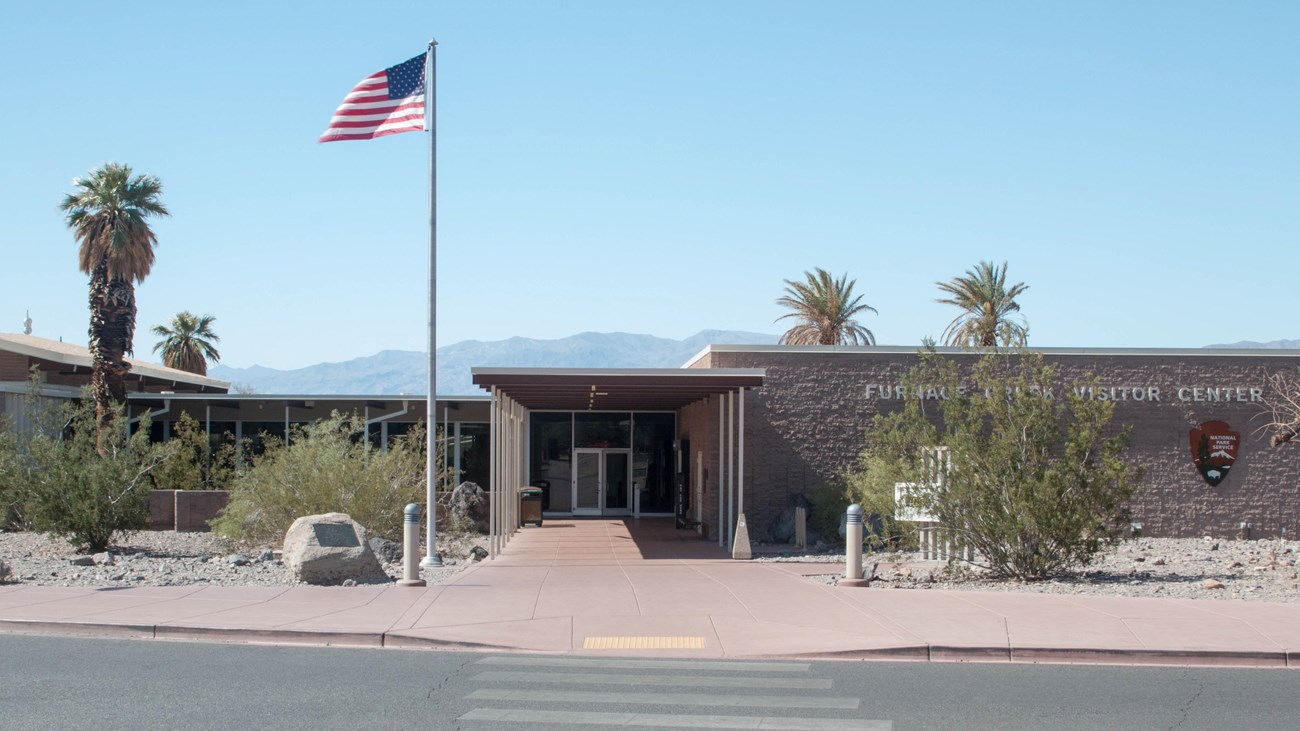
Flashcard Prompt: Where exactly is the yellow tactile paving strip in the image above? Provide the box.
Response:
[582,636,706,650]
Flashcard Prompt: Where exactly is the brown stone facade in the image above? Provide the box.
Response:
[679,346,1300,541]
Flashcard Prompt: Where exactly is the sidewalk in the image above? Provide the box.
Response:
[2,519,1299,668]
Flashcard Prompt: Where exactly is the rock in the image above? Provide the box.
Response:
[342,579,357,587]
[69,556,95,566]
[1134,555,1146,563]
[0,559,8,581]
[1210,542,1220,551]
[282,513,387,585]
[1152,557,1166,566]
[369,537,404,564]
[468,546,488,562]
[1229,561,1243,569]
[228,554,250,567]
[92,552,114,566]
[256,549,275,563]
[768,506,798,544]
[1202,578,1225,590]
[449,482,488,532]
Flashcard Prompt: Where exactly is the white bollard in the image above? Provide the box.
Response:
[840,504,869,587]
[397,503,427,587]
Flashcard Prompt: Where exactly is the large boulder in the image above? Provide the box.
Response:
[448,481,487,532]
[282,513,388,585]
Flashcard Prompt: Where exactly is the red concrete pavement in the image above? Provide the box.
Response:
[2,519,1299,668]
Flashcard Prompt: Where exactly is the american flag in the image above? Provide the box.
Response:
[319,54,426,143]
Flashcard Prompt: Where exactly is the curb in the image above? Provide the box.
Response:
[2,618,1294,668]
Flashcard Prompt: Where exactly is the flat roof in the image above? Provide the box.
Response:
[471,367,765,410]
[684,343,1300,367]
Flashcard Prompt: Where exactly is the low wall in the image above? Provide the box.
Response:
[149,490,229,532]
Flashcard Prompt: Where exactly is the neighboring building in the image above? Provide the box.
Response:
[0,332,227,433]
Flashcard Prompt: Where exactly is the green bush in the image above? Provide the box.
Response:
[212,412,445,545]
[0,425,23,529]
[11,393,172,552]
[150,412,239,491]
[847,348,1142,579]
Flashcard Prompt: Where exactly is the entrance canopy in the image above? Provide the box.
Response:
[470,367,765,558]
[470,368,764,411]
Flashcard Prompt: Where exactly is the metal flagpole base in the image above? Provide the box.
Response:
[420,554,443,568]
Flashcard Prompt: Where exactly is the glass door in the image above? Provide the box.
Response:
[573,449,602,515]
[572,448,632,515]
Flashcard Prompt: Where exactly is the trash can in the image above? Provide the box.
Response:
[519,487,544,527]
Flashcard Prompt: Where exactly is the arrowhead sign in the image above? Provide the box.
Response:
[1189,420,1240,487]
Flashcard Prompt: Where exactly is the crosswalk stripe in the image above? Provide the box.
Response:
[466,687,861,710]
[475,656,812,673]
[459,707,891,730]
[473,670,833,690]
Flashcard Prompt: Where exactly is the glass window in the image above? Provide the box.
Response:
[457,423,490,488]
[633,413,676,513]
[574,412,630,449]
[529,413,572,512]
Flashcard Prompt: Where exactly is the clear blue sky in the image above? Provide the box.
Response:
[3,2,1296,369]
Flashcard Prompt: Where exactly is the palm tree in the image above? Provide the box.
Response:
[775,268,877,346]
[152,312,221,376]
[60,162,169,453]
[935,260,1029,348]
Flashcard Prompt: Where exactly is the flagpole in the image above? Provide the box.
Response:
[422,39,443,568]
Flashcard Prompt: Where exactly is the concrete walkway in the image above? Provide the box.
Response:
[3,519,1300,668]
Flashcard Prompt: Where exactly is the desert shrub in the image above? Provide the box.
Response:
[212,412,447,544]
[14,394,172,552]
[0,425,23,529]
[150,412,239,491]
[848,348,1142,579]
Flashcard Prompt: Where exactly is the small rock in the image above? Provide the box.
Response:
[1152,557,1166,566]
[1134,556,1146,563]
[227,554,250,567]
[0,559,9,581]
[1202,578,1225,590]
[1229,561,1243,569]
[1210,542,1220,551]
[369,537,404,564]
[468,546,488,562]
[256,549,275,563]
[342,579,357,587]
[69,556,95,566]
[92,552,115,566]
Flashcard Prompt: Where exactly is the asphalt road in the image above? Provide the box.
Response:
[1,635,1298,730]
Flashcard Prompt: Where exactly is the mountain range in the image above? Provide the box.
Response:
[210,333,1297,396]
[1206,339,1300,350]
[209,330,779,396]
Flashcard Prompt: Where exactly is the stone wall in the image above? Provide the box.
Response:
[149,490,229,532]
[695,348,1300,540]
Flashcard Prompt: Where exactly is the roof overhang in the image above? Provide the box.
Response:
[471,368,765,411]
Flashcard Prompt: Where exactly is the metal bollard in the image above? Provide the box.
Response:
[840,504,869,587]
[397,503,427,587]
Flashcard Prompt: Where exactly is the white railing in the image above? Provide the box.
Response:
[894,447,973,562]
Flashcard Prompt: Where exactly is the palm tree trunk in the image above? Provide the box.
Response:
[87,261,136,455]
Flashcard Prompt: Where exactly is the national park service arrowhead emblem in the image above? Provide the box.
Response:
[1189,420,1239,487]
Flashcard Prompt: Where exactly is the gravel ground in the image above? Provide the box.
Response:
[763,537,1300,603]
[0,529,486,588]
[4,530,1299,603]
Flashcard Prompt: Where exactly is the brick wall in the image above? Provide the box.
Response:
[696,348,1300,540]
